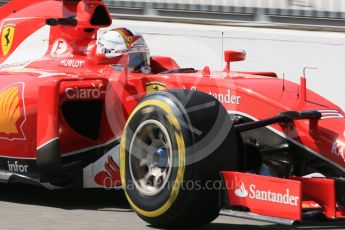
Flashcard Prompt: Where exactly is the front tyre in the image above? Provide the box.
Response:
[120,90,241,228]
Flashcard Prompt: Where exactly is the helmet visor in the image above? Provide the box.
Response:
[128,52,150,70]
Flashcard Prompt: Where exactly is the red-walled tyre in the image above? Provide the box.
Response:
[120,90,242,228]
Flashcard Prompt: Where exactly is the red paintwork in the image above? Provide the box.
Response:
[292,177,337,219]
[0,0,344,170]
[223,172,345,221]
[1,0,345,222]
[223,171,302,221]
[94,155,121,188]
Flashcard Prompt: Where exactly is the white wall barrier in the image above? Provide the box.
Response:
[105,0,345,18]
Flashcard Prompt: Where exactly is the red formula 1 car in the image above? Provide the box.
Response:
[1,0,345,228]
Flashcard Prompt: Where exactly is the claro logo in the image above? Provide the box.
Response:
[65,84,105,99]
[234,182,299,206]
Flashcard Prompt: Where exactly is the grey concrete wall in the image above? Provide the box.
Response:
[105,0,345,19]
[0,0,344,27]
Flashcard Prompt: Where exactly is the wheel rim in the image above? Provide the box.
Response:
[129,119,173,197]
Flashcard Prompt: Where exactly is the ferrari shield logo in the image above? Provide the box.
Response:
[146,81,166,95]
[1,25,15,56]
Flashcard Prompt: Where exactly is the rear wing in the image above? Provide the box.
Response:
[0,0,111,28]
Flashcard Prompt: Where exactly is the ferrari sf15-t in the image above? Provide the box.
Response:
[0,0,345,227]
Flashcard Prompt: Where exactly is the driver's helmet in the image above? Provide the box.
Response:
[97,27,150,73]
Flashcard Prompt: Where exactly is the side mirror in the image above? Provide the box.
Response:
[224,50,246,62]
[224,50,246,73]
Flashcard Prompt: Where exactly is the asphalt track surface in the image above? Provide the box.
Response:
[1,183,345,230]
[1,21,345,230]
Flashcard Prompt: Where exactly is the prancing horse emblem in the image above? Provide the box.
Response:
[1,25,15,56]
